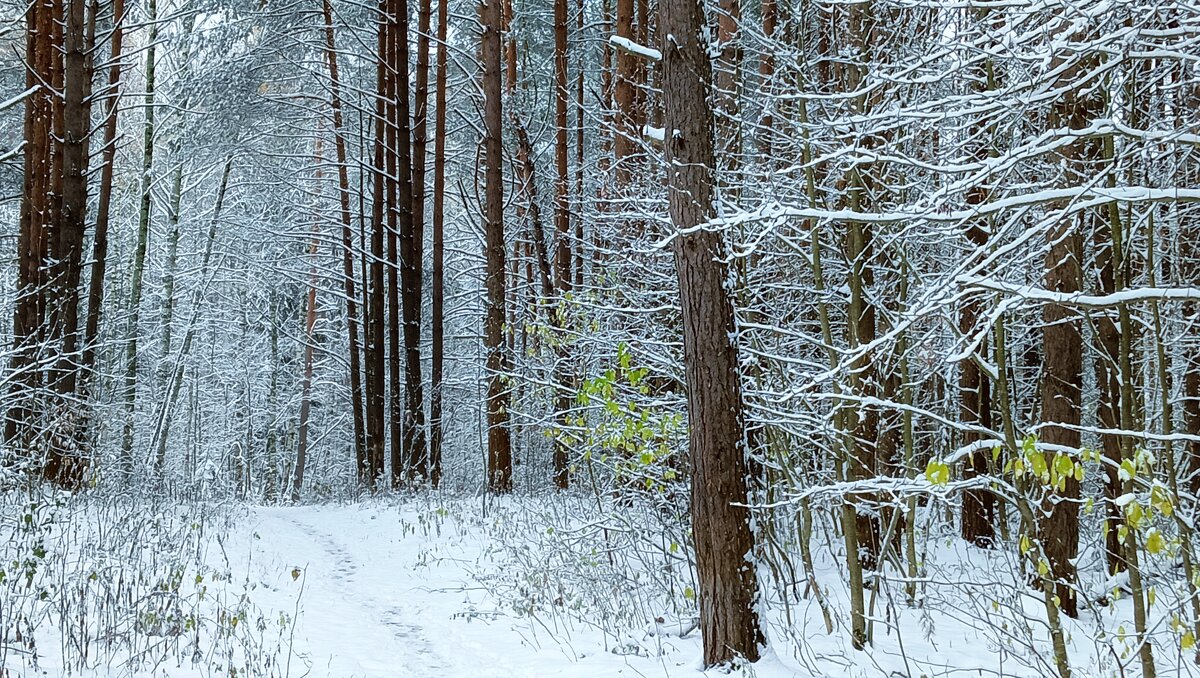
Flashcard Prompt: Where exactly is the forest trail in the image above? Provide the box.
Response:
[238,503,709,678]
[252,507,451,677]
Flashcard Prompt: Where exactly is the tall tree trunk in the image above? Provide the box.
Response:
[406,0,433,483]
[429,0,449,488]
[482,0,513,493]
[573,0,585,289]
[958,13,998,547]
[152,14,195,476]
[660,0,762,662]
[321,0,367,481]
[551,0,571,489]
[612,0,635,188]
[80,0,126,392]
[1036,46,1097,621]
[366,0,389,486]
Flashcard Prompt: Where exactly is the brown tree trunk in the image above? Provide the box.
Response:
[1039,218,1083,619]
[959,300,994,547]
[41,0,91,487]
[9,0,86,486]
[1094,204,1125,575]
[321,0,368,482]
[82,0,125,392]
[660,0,762,662]
[404,0,432,482]
[366,0,390,486]
[482,0,513,493]
[757,0,773,155]
[612,0,636,187]
[959,18,997,547]
[1036,50,1097,621]
[429,0,449,488]
[574,0,585,289]
[551,0,571,488]
[960,215,994,547]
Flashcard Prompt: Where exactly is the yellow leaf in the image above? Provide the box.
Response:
[1183,630,1195,652]
[1146,530,1165,555]
[925,459,949,486]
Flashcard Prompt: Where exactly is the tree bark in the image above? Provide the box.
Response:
[660,0,762,662]
[429,0,450,488]
[321,0,367,481]
[406,0,433,484]
[366,0,389,486]
[80,0,126,394]
[482,0,513,493]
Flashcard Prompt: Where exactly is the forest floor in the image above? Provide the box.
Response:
[227,501,795,678]
[14,495,1192,677]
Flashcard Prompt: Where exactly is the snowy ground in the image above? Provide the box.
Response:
[221,502,799,678]
[9,496,1200,677]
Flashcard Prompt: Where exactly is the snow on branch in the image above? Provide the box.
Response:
[962,276,1200,308]
[642,125,665,143]
[0,86,38,113]
[609,35,661,61]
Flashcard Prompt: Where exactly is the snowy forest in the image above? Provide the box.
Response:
[2,0,1200,675]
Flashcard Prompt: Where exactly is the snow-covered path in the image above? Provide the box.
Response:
[234,502,748,678]
[250,508,449,676]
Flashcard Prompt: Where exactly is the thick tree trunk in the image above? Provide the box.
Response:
[1038,226,1083,620]
[482,0,513,493]
[1036,49,1098,620]
[660,0,762,663]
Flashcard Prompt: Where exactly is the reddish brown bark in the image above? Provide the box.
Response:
[321,0,368,482]
[660,0,762,661]
[612,0,636,187]
[552,0,571,488]
[365,0,389,486]
[406,0,433,482]
[482,0,513,493]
